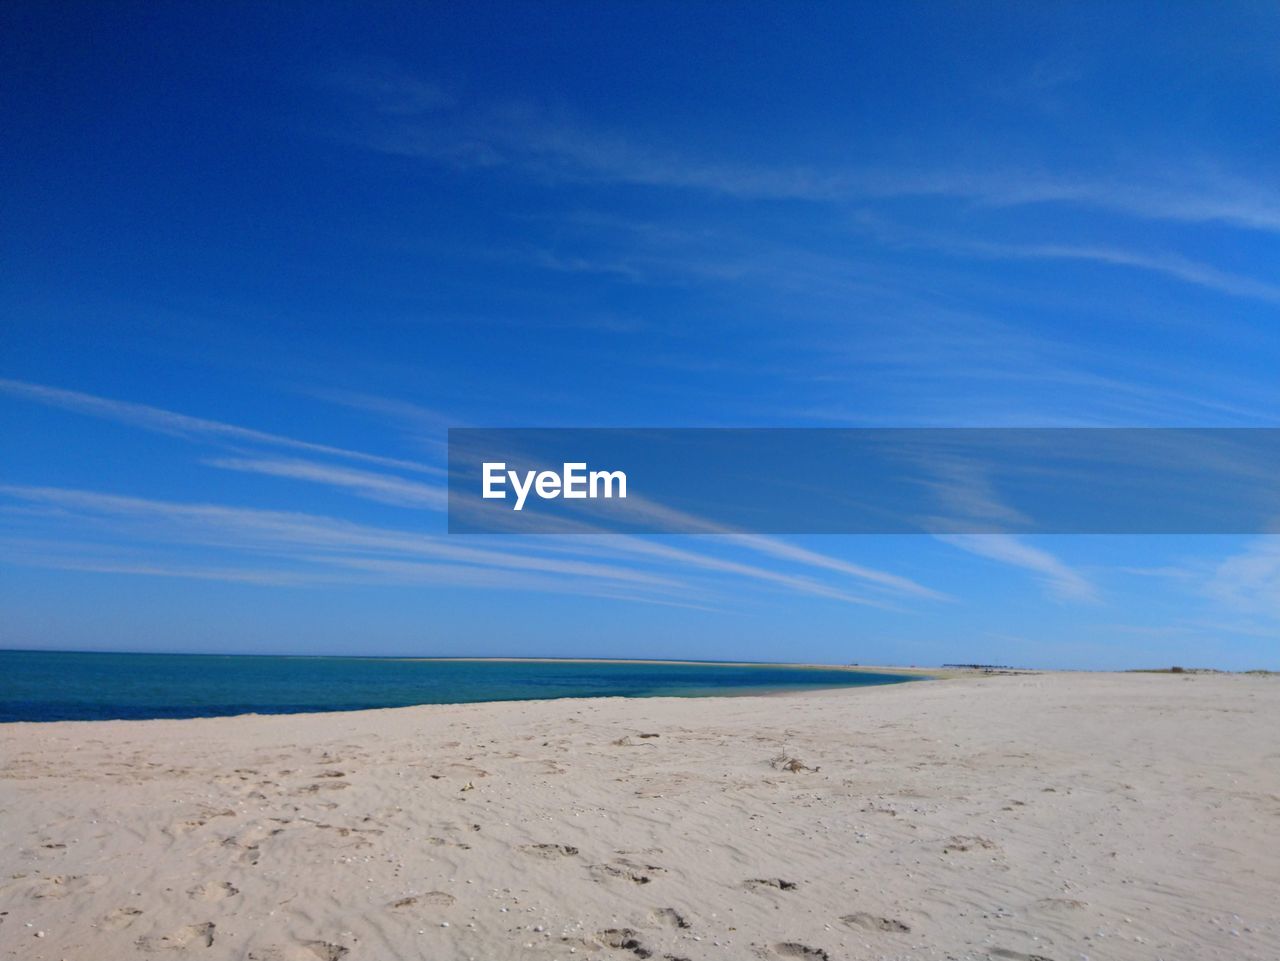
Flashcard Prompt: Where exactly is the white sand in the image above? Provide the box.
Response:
[2,670,1277,961]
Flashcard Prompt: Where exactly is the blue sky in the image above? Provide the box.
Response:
[2,2,1278,669]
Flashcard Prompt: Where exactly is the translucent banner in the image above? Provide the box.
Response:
[447,428,1280,534]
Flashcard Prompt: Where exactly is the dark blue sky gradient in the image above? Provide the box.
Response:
[2,3,1278,668]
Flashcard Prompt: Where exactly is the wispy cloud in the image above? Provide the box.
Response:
[0,485,676,590]
[10,555,328,587]
[0,536,332,587]
[938,534,1098,602]
[338,72,1280,233]
[2,379,946,609]
[446,481,944,606]
[1113,537,1280,640]
[1204,536,1280,620]
[913,455,1034,531]
[587,536,909,610]
[724,534,950,602]
[0,484,939,609]
[864,168,1280,235]
[864,226,1280,305]
[976,242,1280,305]
[325,67,455,116]
[0,533,700,599]
[206,456,447,510]
[307,388,455,456]
[0,378,443,476]
[600,498,947,602]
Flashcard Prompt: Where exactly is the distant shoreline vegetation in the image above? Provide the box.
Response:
[1128,666,1278,675]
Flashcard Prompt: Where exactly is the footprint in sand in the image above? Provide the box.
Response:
[312,822,384,840]
[296,781,350,794]
[769,755,819,773]
[136,921,216,951]
[219,838,261,866]
[28,874,102,899]
[170,810,238,835]
[218,822,288,864]
[302,940,350,961]
[441,762,489,779]
[519,758,567,774]
[774,944,830,961]
[425,836,471,850]
[841,911,910,933]
[597,927,652,958]
[521,842,580,858]
[389,890,455,909]
[103,906,143,930]
[611,735,661,748]
[591,859,662,884]
[189,881,239,902]
[942,835,998,854]
[745,877,798,891]
[651,907,691,929]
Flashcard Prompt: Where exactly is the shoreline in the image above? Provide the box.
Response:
[0,670,934,728]
[0,654,941,726]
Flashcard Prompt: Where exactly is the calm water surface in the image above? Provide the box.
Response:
[0,651,919,722]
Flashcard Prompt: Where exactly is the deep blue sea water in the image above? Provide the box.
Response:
[0,651,919,722]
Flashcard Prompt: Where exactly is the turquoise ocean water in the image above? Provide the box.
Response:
[0,650,918,722]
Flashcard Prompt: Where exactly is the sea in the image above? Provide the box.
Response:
[0,650,919,722]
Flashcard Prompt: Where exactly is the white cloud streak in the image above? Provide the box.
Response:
[1,379,947,609]
[342,75,1280,234]
[932,238,1280,305]
[206,457,447,510]
[445,485,942,606]
[1204,536,1280,620]
[0,484,940,609]
[0,485,675,590]
[938,534,1098,602]
[0,378,443,476]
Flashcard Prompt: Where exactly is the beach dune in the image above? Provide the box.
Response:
[2,671,1277,960]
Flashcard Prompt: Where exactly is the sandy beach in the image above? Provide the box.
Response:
[2,670,1277,961]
